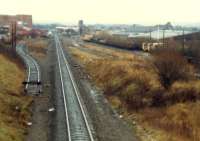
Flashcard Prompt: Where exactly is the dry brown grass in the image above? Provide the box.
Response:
[68,43,200,141]
[26,38,49,58]
[135,101,200,141]
[70,46,160,109]
[80,43,144,60]
[0,54,32,141]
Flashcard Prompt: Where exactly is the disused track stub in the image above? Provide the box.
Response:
[16,44,42,95]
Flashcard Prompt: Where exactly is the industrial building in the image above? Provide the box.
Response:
[0,15,32,28]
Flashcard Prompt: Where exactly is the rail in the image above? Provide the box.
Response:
[16,44,41,94]
[54,34,95,141]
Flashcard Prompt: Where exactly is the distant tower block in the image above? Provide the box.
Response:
[78,20,84,35]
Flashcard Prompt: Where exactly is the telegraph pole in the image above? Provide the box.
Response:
[162,29,165,47]
[157,25,160,41]
[149,29,152,41]
[11,21,17,51]
[78,20,84,35]
[182,28,185,54]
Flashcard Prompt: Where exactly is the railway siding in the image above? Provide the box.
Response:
[16,44,42,95]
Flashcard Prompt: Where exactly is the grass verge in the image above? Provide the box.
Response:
[0,54,32,141]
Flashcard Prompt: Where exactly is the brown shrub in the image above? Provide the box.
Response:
[138,102,200,141]
[153,48,194,89]
[26,38,48,57]
[166,81,200,104]
[161,103,200,140]
[151,81,200,107]
[122,76,152,109]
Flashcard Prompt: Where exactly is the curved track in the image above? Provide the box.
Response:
[54,34,95,141]
[16,44,41,94]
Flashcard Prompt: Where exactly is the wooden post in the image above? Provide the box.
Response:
[11,21,17,51]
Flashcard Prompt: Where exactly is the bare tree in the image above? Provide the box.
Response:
[153,49,193,89]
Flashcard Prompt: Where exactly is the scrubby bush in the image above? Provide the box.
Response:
[152,48,194,89]
[141,102,200,141]
[160,102,200,140]
[120,70,156,110]
[26,38,48,55]
[166,81,200,104]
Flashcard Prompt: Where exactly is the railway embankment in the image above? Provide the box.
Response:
[67,40,200,141]
[0,43,33,141]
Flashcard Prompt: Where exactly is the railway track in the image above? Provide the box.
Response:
[16,44,41,94]
[54,34,95,141]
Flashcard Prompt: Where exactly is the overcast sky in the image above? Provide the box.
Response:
[0,0,199,25]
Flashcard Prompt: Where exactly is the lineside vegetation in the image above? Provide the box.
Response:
[67,41,200,141]
[0,54,32,141]
[26,38,49,58]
